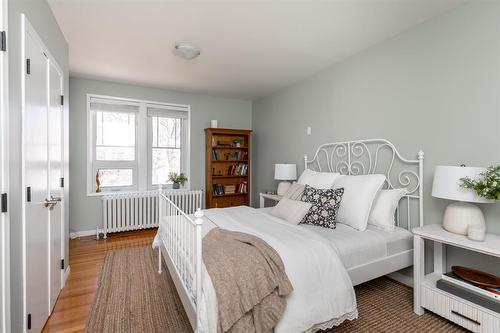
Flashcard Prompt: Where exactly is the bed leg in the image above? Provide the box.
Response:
[158,247,163,274]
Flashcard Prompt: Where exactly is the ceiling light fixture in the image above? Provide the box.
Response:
[173,41,201,60]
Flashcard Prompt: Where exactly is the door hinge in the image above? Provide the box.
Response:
[26,187,31,202]
[26,58,30,75]
[27,313,32,330]
[0,31,6,52]
[61,259,65,270]
[1,193,7,213]
[60,177,64,188]
[60,95,64,106]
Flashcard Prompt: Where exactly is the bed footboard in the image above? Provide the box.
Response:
[158,191,204,332]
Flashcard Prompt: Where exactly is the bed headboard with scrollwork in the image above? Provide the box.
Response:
[304,139,424,230]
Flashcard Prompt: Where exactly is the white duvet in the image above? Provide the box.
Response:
[156,206,357,333]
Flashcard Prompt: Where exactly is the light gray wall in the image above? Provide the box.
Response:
[9,0,69,331]
[252,2,500,274]
[69,77,252,233]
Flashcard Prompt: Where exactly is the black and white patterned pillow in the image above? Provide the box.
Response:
[300,185,344,229]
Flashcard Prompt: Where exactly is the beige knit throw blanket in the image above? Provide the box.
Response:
[203,227,293,333]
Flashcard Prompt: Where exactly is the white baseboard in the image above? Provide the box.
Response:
[387,272,413,287]
[63,265,71,286]
[70,228,102,239]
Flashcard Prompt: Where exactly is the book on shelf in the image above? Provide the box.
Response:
[212,184,225,196]
[224,185,236,194]
[227,164,248,176]
[441,272,500,301]
[235,180,248,194]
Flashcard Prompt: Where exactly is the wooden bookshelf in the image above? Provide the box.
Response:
[205,128,252,208]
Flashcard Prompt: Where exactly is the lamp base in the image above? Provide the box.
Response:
[442,201,485,235]
[277,181,292,196]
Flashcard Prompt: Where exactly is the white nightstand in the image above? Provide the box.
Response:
[413,224,500,332]
[259,193,282,208]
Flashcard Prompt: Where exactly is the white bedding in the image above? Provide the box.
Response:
[156,206,358,333]
[260,207,413,269]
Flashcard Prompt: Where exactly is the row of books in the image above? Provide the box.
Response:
[211,149,248,161]
[227,164,248,176]
[212,181,248,196]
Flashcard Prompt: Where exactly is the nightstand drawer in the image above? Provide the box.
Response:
[421,285,500,333]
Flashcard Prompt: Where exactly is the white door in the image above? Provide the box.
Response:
[48,62,63,311]
[24,17,65,332]
[25,30,50,333]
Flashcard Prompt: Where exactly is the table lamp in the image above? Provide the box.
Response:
[274,164,297,195]
[432,166,491,236]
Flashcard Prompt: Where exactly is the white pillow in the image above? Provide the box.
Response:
[283,182,305,201]
[271,198,312,225]
[369,188,408,231]
[332,174,386,231]
[297,169,340,189]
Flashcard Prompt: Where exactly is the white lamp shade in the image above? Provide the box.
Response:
[274,164,297,181]
[432,166,491,204]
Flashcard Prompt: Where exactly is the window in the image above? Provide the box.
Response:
[147,105,188,186]
[87,95,189,194]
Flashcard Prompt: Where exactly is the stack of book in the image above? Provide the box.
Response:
[437,272,500,313]
[227,164,248,176]
[224,185,236,194]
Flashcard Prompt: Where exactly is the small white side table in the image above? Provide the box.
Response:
[413,224,500,332]
[259,193,282,208]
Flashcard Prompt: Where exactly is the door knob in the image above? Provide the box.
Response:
[50,196,62,202]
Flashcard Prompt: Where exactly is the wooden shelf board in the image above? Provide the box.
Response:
[212,146,248,149]
[212,193,248,197]
[212,175,248,178]
[211,160,248,163]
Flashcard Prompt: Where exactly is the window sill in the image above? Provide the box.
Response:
[86,187,190,197]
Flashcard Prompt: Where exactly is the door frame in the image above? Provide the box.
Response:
[21,14,66,331]
[0,0,9,332]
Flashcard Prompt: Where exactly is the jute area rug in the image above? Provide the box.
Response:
[87,246,465,332]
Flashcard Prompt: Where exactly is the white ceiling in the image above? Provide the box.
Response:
[48,0,465,100]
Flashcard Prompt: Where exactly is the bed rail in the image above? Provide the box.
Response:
[158,191,203,331]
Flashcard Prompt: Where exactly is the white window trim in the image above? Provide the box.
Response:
[86,94,191,196]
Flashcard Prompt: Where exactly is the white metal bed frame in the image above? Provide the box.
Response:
[157,138,424,332]
[304,138,424,285]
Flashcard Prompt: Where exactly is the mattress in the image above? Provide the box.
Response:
[259,207,413,269]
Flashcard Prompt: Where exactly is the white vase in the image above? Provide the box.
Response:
[442,201,485,235]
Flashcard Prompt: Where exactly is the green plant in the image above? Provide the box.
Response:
[168,172,188,185]
[232,138,243,145]
[460,165,500,200]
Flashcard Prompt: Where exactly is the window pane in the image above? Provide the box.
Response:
[96,111,135,161]
[152,116,180,148]
[152,148,180,185]
[98,169,133,187]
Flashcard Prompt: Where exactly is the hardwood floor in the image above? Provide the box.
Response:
[42,229,157,333]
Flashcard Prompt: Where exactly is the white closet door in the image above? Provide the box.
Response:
[48,62,63,311]
[24,31,50,333]
[0,0,7,330]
